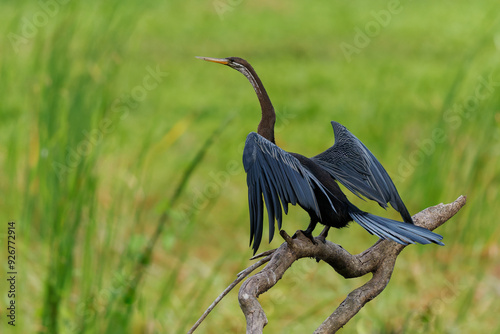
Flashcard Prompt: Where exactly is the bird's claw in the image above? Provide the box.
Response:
[292,230,317,245]
[316,235,327,244]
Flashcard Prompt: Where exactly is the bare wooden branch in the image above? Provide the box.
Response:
[239,195,466,334]
[188,254,272,334]
[249,248,277,261]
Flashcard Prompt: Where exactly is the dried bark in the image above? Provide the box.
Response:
[238,195,466,333]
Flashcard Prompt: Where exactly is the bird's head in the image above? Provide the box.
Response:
[196,56,252,74]
[197,55,275,142]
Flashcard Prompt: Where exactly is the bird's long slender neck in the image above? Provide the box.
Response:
[240,65,276,143]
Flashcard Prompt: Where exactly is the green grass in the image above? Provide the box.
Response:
[1,0,499,333]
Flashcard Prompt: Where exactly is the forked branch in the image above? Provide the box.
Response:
[238,195,466,333]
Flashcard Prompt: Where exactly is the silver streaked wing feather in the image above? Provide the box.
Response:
[243,132,332,253]
[312,121,412,223]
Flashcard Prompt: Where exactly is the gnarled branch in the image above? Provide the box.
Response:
[238,195,466,333]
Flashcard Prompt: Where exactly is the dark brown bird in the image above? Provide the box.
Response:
[197,56,444,254]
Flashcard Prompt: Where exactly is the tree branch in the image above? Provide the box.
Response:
[238,195,467,333]
[188,254,273,334]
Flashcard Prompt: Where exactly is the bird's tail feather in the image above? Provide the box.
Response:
[349,210,444,246]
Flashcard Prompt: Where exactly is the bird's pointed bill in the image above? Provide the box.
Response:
[196,56,229,65]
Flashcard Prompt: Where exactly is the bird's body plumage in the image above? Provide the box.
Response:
[243,130,443,253]
[198,56,444,253]
[243,132,352,252]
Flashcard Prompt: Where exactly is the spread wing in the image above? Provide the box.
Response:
[243,132,332,254]
[312,121,412,223]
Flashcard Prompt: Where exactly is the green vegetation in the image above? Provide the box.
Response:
[0,0,499,333]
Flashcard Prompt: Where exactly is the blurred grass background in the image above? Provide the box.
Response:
[0,0,499,333]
